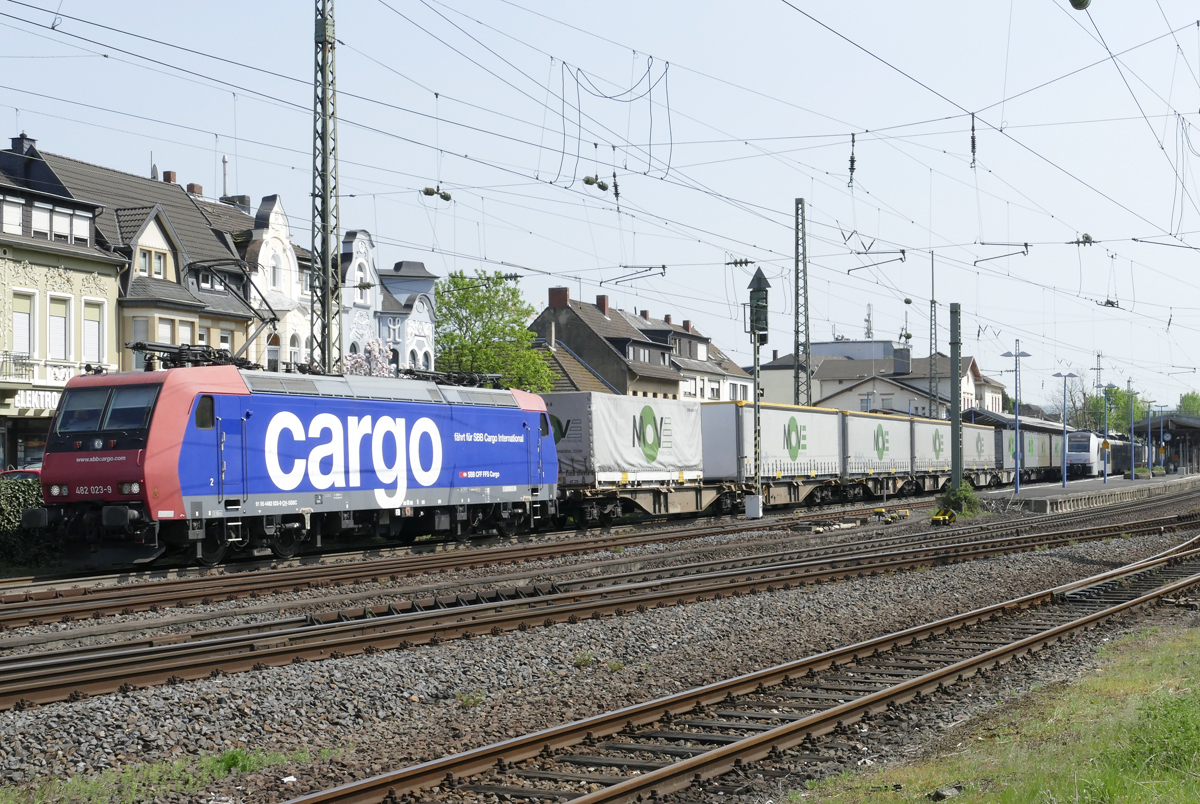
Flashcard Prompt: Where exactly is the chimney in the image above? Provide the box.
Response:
[548,286,570,308]
[548,321,556,349]
[186,182,203,196]
[772,349,778,361]
[683,320,692,332]
[664,314,672,325]
[9,132,35,155]
[640,309,650,321]
[163,170,177,184]
[220,194,252,213]
[596,295,609,315]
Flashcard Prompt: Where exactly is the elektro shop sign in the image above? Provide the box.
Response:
[13,390,60,410]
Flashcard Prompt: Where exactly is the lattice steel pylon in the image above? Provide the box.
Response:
[928,252,938,416]
[793,198,812,406]
[310,0,342,374]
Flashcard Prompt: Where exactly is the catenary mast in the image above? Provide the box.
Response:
[310,0,342,374]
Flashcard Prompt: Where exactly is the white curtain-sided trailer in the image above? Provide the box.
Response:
[543,393,704,487]
[701,402,841,483]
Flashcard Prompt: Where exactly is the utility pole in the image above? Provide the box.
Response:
[1094,352,1103,429]
[950,303,962,490]
[310,0,342,374]
[928,252,938,417]
[793,198,811,406]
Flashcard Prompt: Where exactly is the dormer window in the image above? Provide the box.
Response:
[138,250,150,276]
[153,253,164,277]
[200,271,212,289]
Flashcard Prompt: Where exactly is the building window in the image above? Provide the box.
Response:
[52,209,71,243]
[31,204,50,239]
[2,198,21,235]
[83,303,102,364]
[709,383,720,400]
[270,254,281,289]
[348,342,359,355]
[48,297,68,360]
[267,333,280,372]
[199,271,212,289]
[422,351,432,371]
[138,250,150,276]
[660,352,668,366]
[389,348,400,376]
[302,270,311,294]
[683,378,696,397]
[289,334,300,366]
[12,294,32,355]
[881,397,893,410]
[219,330,232,351]
[197,327,208,346]
[355,263,367,304]
[153,252,165,278]
[860,397,870,412]
[157,318,174,346]
[132,316,149,369]
[409,349,418,367]
[178,321,194,346]
[72,213,90,246]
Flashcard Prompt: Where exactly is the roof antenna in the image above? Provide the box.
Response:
[150,151,158,181]
[222,154,229,197]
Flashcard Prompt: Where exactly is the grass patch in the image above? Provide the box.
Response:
[455,689,486,709]
[573,651,594,668]
[0,747,325,804]
[936,485,981,519]
[796,623,1200,803]
[606,660,625,674]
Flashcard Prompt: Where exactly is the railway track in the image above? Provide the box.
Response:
[0,490,1192,631]
[0,502,936,627]
[1,509,1195,710]
[0,501,935,598]
[284,540,1200,804]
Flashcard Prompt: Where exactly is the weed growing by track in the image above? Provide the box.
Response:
[0,747,334,804]
[798,621,1200,802]
[936,485,982,518]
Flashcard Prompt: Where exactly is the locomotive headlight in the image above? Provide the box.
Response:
[130,481,141,494]
[91,438,103,450]
[49,485,63,497]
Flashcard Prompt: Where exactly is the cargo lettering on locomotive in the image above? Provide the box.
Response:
[264,410,443,506]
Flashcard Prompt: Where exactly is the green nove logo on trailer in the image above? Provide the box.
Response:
[873,424,890,460]
[550,414,567,444]
[932,430,945,459]
[634,406,661,462]
[785,416,806,461]
[975,432,986,457]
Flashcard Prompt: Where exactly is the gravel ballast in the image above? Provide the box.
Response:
[0,529,1190,799]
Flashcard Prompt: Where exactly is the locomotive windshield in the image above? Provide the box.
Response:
[1067,433,1093,452]
[56,385,160,433]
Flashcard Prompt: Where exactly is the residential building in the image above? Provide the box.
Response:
[532,336,619,393]
[371,256,437,373]
[813,351,1000,418]
[749,350,837,405]
[616,308,753,402]
[529,287,683,397]
[0,135,123,468]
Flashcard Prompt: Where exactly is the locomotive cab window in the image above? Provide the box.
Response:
[102,386,160,430]
[195,395,215,430]
[540,413,550,437]
[56,387,109,433]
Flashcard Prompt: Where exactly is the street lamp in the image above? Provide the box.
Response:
[1143,400,1156,475]
[1052,372,1077,488]
[747,268,771,519]
[1103,383,1118,484]
[1001,342,1032,493]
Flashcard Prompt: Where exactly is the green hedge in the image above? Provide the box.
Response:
[0,478,48,567]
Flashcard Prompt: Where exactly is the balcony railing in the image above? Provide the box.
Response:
[0,352,34,382]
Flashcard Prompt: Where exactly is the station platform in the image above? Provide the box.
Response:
[983,471,1200,514]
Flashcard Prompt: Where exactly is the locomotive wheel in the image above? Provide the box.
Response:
[490,514,516,537]
[197,528,228,567]
[270,529,300,560]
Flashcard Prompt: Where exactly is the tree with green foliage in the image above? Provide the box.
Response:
[1180,391,1200,416]
[435,269,554,392]
[1085,386,1149,433]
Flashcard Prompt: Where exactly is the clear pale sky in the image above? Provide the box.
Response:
[5,0,1199,409]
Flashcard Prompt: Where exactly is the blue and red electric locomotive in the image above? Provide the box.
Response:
[23,365,558,564]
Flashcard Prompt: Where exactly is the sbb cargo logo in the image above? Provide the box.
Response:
[633,406,673,463]
[264,412,443,507]
[785,416,807,461]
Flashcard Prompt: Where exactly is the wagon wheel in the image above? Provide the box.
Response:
[270,528,300,560]
[197,526,228,567]
[597,509,617,529]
